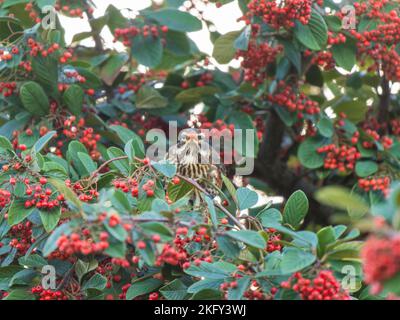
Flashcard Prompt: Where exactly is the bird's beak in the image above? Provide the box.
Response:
[187,132,198,142]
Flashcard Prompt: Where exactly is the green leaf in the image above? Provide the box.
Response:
[3,288,34,300]
[355,161,378,178]
[185,262,230,280]
[226,230,266,249]
[236,187,258,210]
[75,259,98,283]
[317,226,336,257]
[105,4,128,32]
[126,278,163,300]
[187,278,225,294]
[280,248,316,274]
[7,200,35,226]
[281,40,301,73]
[234,25,251,51]
[140,222,173,241]
[213,31,241,64]
[107,147,130,175]
[110,126,145,158]
[334,100,367,123]
[42,222,73,256]
[191,289,223,300]
[77,152,98,173]
[31,57,58,95]
[294,10,328,50]
[298,137,325,169]
[82,273,107,291]
[40,207,61,232]
[317,118,334,138]
[152,160,177,178]
[175,86,219,104]
[100,53,128,86]
[258,208,283,226]
[165,31,191,56]
[167,180,193,202]
[67,141,90,177]
[204,195,218,227]
[131,36,163,68]
[160,279,188,300]
[0,135,14,152]
[33,130,56,153]
[48,178,82,210]
[105,221,128,242]
[331,40,357,72]
[18,254,48,268]
[216,235,241,259]
[315,186,369,219]
[136,86,168,109]
[63,84,84,116]
[227,276,250,300]
[144,9,202,32]
[283,190,309,229]
[19,81,49,116]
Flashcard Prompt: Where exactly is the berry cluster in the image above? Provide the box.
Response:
[59,116,101,160]
[114,25,168,46]
[57,229,109,256]
[8,221,33,254]
[0,81,17,97]
[361,235,400,294]
[0,189,11,208]
[24,2,41,24]
[58,70,87,92]
[246,0,314,29]
[65,180,99,202]
[181,72,214,89]
[24,179,65,211]
[27,38,60,58]
[31,286,68,300]
[317,144,361,172]
[113,177,155,198]
[243,281,271,300]
[362,129,393,150]
[237,41,282,87]
[267,82,320,116]
[358,176,391,196]
[54,4,85,18]
[349,1,400,81]
[266,229,282,252]
[281,271,350,300]
[117,71,166,94]
[306,50,335,70]
[155,243,188,267]
[171,227,216,269]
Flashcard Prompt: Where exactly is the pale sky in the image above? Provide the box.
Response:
[60,0,245,55]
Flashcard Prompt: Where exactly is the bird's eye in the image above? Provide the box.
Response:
[198,134,204,140]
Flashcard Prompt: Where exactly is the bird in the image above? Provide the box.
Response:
[166,128,224,197]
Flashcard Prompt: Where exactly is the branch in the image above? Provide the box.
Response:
[88,155,246,229]
[91,155,129,178]
[253,110,332,225]
[378,77,390,127]
[176,174,246,230]
[85,9,104,52]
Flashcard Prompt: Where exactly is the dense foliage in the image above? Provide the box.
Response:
[0,0,400,300]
